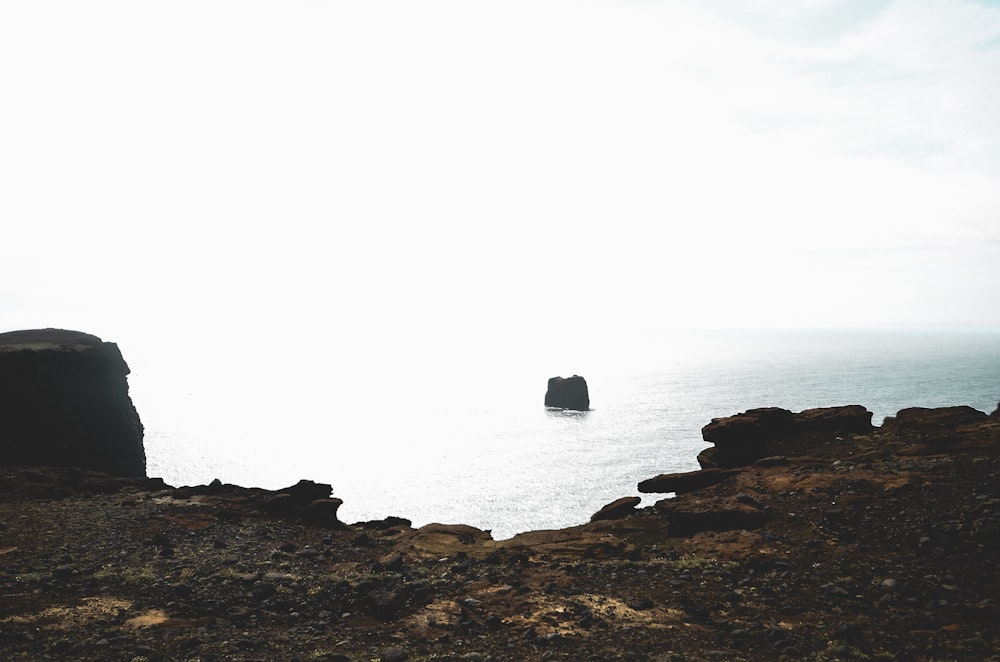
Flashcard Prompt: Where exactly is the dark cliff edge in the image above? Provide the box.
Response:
[1,371,999,658]
[0,328,145,477]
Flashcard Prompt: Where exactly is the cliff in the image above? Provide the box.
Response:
[0,328,145,477]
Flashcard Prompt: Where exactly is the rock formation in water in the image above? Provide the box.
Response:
[698,404,874,469]
[0,328,145,477]
[544,374,590,410]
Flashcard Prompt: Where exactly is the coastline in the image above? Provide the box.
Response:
[2,403,998,660]
[132,328,1000,539]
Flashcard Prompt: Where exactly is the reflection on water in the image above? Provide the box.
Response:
[545,408,590,419]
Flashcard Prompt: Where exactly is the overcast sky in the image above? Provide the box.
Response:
[2,0,999,359]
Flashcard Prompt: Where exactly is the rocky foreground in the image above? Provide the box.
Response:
[2,405,999,661]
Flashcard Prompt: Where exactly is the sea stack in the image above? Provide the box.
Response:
[544,375,590,411]
[0,328,145,477]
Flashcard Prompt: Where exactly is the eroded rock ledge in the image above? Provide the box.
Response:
[697,404,875,468]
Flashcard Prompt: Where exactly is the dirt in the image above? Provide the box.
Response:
[1,413,999,661]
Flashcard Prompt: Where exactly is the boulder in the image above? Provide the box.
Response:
[303,498,347,528]
[278,478,334,502]
[0,328,145,477]
[260,480,340,524]
[544,375,590,410]
[590,496,641,522]
[795,405,874,434]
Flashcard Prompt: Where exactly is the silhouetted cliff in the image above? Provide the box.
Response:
[0,328,145,476]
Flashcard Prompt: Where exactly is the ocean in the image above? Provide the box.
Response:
[129,329,1000,540]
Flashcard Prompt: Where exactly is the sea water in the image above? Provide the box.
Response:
[131,329,1000,540]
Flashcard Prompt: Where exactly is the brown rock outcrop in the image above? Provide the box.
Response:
[637,468,740,494]
[590,496,642,521]
[0,328,145,477]
[258,479,345,527]
[653,499,771,537]
[794,404,874,434]
[698,405,874,468]
[699,407,794,468]
[884,405,989,432]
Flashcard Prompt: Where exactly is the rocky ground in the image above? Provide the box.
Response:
[1,405,999,661]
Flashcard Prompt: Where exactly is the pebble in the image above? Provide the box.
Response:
[378,553,404,571]
[381,647,409,662]
[297,548,323,559]
[251,581,276,599]
[822,583,849,596]
[880,578,899,589]
[263,572,295,582]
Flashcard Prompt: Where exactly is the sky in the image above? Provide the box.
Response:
[2,0,999,365]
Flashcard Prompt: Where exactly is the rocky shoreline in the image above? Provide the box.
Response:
[2,404,999,661]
